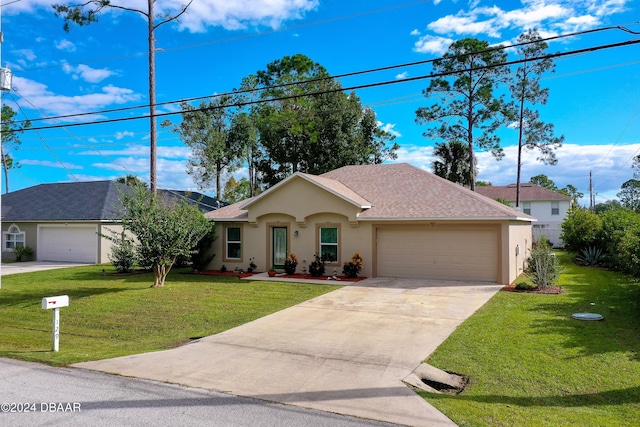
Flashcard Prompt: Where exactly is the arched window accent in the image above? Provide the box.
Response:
[3,224,25,252]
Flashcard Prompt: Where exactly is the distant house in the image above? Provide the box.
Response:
[1,181,222,263]
[475,183,572,247]
[206,163,535,285]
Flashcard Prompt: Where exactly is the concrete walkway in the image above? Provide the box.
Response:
[1,261,91,276]
[74,277,503,426]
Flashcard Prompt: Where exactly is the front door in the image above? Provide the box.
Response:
[272,227,288,269]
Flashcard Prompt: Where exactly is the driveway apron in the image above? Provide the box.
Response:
[73,278,503,426]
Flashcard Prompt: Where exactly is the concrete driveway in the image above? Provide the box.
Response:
[1,261,91,276]
[74,278,503,426]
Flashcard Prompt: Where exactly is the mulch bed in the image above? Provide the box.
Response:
[276,274,367,282]
[194,270,366,282]
[501,284,562,294]
[194,270,257,278]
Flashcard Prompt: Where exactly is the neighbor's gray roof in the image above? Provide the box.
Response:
[475,183,572,202]
[207,163,533,221]
[1,181,222,222]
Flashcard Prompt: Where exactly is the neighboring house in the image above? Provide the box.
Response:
[475,183,572,247]
[206,163,535,285]
[1,181,221,264]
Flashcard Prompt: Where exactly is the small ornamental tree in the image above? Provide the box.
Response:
[526,237,559,289]
[113,185,211,287]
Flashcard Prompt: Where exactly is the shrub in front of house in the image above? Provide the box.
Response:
[342,252,363,278]
[526,237,559,289]
[309,253,326,277]
[284,253,298,275]
[109,234,135,273]
[13,245,34,262]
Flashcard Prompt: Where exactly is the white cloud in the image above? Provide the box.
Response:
[418,0,630,42]
[410,29,420,36]
[55,39,76,52]
[393,142,640,205]
[9,0,319,33]
[379,122,402,138]
[413,34,454,54]
[115,131,135,140]
[11,49,36,61]
[156,0,320,32]
[12,76,142,120]
[78,144,190,159]
[62,64,115,83]
[395,71,409,80]
[21,159,83,169]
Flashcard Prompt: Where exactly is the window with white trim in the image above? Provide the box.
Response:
[3,224,25,252]
[225,226,241,260]
[523,202,531,215]
[319,227,338,263]
[551,201,560,215]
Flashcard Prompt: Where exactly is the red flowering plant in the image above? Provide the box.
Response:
[342,252,363,278]
[283,253,298,275]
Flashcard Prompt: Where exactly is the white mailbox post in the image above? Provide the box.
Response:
[41,295,69,352]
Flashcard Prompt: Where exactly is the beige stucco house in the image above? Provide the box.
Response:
[206,163,535,285]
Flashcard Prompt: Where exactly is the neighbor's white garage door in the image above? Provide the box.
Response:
[38,226,98,263]
[376,226,499,282]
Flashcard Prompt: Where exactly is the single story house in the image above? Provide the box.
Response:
[206,163,535,285]
[475,183,572,247]
[1,180,221,263]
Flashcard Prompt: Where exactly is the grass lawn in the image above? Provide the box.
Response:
[420,252,640,427]
[0,265,340,366]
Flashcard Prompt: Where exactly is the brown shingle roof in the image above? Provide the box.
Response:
[206,164,533,221]
[475,184,572,202]
[321,163,529,220]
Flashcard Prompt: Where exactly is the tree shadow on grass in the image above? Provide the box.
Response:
[0,270,155,308]
[524,264,640,361]
[423,385,640,407]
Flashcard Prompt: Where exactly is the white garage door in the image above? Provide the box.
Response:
[376,226,499,282]
[38,226,98,263]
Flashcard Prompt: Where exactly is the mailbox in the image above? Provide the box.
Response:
[42,295,69,309]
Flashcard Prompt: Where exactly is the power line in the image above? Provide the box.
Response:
[18,36,640,133]
[15,24,638,125]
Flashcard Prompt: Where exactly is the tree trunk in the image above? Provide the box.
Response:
[516,95,525,208]
[1,143,9,194]
[152,263,171,287]
[148,0,157,193]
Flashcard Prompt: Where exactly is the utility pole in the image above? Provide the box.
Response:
[589,171,595,212]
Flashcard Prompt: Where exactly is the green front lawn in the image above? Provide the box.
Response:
[421,252,640,427]
[0,266,340,366]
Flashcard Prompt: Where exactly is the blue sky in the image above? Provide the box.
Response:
[2,0,640,205]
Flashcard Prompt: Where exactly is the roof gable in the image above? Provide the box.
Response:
[240,172,371,210]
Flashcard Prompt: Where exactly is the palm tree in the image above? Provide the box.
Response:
[432,141,475,188]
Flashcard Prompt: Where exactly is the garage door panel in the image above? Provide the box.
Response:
[39,226,98,263]
[377,227,498,282]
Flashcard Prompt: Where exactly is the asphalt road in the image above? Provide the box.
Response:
[0,358,396,427]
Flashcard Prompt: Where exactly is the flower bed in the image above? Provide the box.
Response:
[277,273,367,282]
[194,270,257,279]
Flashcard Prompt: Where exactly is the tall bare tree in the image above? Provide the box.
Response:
[416,38,509,191]
[52,0,193,193]
[509,29,564,207]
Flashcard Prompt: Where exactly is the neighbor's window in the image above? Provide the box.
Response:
[3,224,25,252]
[551,201,560,215]
[523,202,531,215]
[319,227,338,263]
[226,226,241,259]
